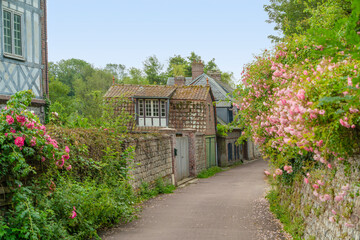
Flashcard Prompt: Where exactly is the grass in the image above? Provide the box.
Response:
[197,166,223,178]
[266,189,305,239]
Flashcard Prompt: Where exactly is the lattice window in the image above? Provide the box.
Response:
[139,100,144,116]
[161,100,166,117]
[145,100,152,117]
[153,100,159,117]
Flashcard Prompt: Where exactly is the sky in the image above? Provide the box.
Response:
[47,0,277,83]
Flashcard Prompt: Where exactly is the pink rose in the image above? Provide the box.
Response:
[6,115,14,125]
[70,206,77,219]
[304,177,309,184]
[14,137,25,147]
[65,146,70,153]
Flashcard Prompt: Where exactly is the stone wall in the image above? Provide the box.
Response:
[125,134,173,189]
[279,155,360,239]
[195,133,206,173]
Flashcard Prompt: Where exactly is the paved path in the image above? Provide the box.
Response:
[101,159,288,240]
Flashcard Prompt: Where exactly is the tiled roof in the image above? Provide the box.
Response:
[167,77,193,86]
[172,85,210,101]
[104,84,176,98]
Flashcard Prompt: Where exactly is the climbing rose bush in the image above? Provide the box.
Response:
[0,90,71,186]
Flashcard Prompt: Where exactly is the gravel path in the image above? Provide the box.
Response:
[100,159,290,240]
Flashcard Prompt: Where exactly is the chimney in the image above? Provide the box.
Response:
[208,70,221,82]
[174,76,186,86]
[192,60,204,80]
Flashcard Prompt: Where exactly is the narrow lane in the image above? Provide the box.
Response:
[101,159,287,240]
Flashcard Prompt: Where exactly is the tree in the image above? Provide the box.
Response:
[264,0,352,41]
[123,67,148,85]
[167,55,190,77]
[143,55,167,85]
[105,63,127,83]
[204,58,219,73]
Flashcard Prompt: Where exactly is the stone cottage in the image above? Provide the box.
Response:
[104,84,217,183]
[167,61,254,167]
[0,0,48,122]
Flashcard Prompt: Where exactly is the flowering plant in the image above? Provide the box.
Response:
[0,90,71,187]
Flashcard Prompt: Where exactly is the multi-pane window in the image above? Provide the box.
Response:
[3,9,23,57]
[139,100,144,116]
[153,100,159,117]
[161,101,166,117]
[145,100,152,117]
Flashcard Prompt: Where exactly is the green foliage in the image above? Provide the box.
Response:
[266,189,305,239]
[138,178,175,200]
[197,166,223,178]
[143,55,167,85]
[0,91,140,239]
[216,124,229,137]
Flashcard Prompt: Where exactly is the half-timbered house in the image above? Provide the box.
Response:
[0,0,48,121]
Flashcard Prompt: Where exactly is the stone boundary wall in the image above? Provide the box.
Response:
[195,133,206,174]
[280,155,360,239]
[125,135,173,189]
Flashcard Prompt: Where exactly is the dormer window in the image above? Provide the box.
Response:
[137,99,168,127]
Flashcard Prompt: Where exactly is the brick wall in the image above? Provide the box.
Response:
[125,135,173,189]
[278,154,360,239]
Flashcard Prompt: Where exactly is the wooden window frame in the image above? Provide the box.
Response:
[3,8,25,61]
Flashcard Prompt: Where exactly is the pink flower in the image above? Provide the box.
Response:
[66,165,72,171]
[6,115,14,125]
[323,194,331,201]
[349,108,359,114]
[56,158,65,168]
[341,184,350,191]
[316,140,323,147]
[275,169,283,175]
[312,184,319,189]
[304,177,309,184]
[14,137,25,147]
[70,206,77,219]
[303,70,308,75]
[335,195,343,202]
[345,223,354,228]
[319,110,325,115]
[65,146,70,153]
[340,119,351,128]
[63,154,70,160]
[329,216,335,222]
[264,170,270,176]
[331,209,337,215]
[30,137,36,147]
[41,156,46,162]
[10,128,16,133]
[327,163,332,169]
[26,121,35,129]
[351,124,356,128]
[317,180,325,186]
[16,115,26,124]
[313,190,319,197]
[5,133,8,137]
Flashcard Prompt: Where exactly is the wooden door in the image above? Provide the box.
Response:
[175,137,189,181]
[206,137,216,168]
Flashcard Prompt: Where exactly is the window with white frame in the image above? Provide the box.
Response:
[161,100,166,117]
[145,100,152,117]
[139,100,144,116]
[137,99,167,127]
[3,9,23,58]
